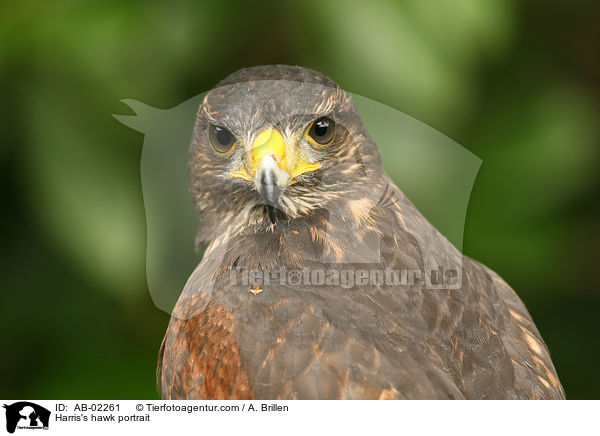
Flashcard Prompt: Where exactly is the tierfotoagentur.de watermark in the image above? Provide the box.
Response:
[229,266,460,290]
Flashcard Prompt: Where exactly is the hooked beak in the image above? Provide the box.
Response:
[251,129,290,223]
[254,154,291,223]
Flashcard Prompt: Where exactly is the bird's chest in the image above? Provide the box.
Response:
[219,213,387,274]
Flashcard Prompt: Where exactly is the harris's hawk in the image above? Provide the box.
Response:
[157,65,564,399]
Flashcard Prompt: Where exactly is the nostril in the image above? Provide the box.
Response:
[269,152,284,166]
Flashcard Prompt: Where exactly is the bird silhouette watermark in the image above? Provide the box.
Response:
[114,81,480,314]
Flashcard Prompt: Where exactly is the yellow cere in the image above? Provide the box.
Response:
[230,129,321,181]
[290,159,320,179]
[230,167,252,181]
[251,129,287,172]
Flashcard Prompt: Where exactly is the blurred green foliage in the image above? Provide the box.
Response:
[1,0,599,399]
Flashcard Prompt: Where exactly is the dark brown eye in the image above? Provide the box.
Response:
[209,124,236,153]
[307,116,335,145]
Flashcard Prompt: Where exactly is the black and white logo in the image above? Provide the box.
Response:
[3,402,50,433]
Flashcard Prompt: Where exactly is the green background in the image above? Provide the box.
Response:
[1,0,598,399]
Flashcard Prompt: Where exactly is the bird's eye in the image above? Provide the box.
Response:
[307,116,335,146]
[209,124,237,154]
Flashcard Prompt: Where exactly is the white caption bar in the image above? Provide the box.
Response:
[0,400,596,436]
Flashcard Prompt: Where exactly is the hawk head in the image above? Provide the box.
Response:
[189,65,383,247]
